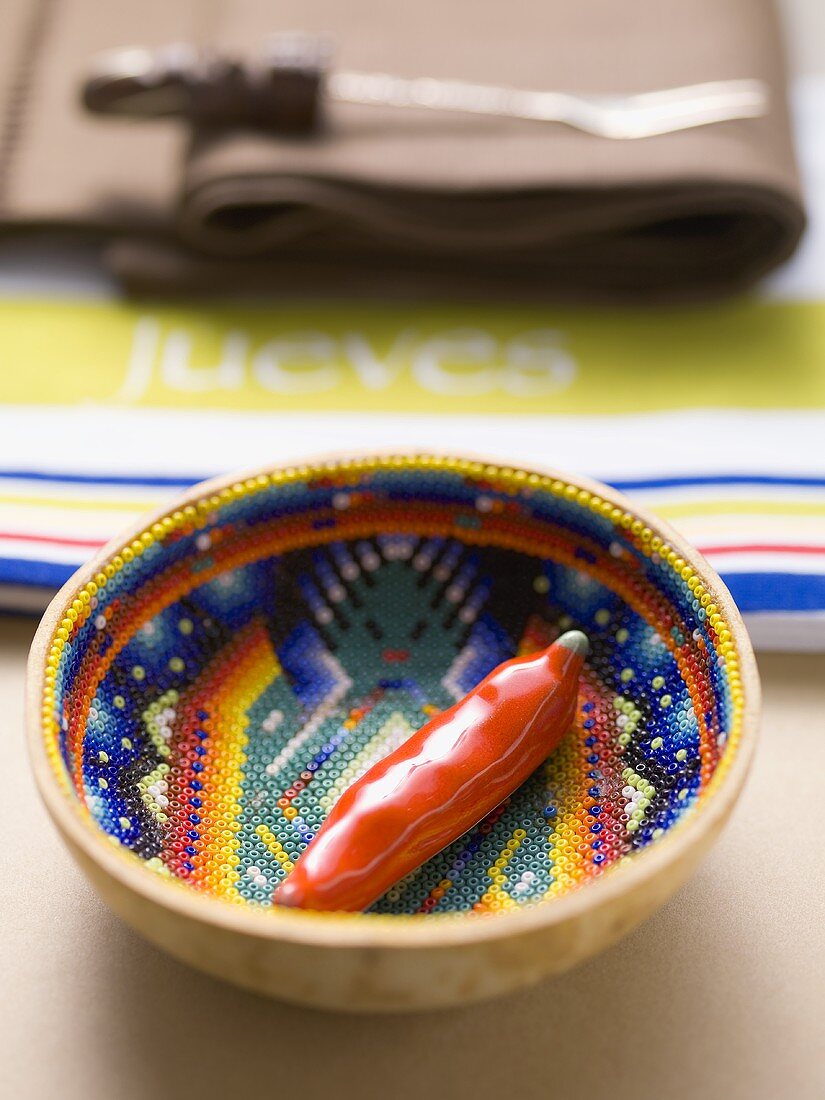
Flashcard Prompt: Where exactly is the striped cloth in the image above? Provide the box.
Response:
[0,408,822,651]
[0,81,823,651]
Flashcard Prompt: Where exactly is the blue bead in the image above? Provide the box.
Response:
[591,822,603,833]
[192,762,204,773]
[191,779,203,790]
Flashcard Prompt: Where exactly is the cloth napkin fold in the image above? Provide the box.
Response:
[0,0,806,301]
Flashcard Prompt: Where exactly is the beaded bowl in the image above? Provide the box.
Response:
[28,454,758,1011]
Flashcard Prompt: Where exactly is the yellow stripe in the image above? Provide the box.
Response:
[2,491,821,521]
[543,730,589,899]
[479,830,525,912]
[255,823,294,874]
[1,297,824,415]
[654,499,825,519]
[0,492,163,512]
[193,626,278,900]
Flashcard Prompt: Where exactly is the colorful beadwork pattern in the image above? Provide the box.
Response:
[40,457,745,916]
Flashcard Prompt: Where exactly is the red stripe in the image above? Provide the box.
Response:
[0,530,105,549]
[1,532,824,558]
[699,543,825,556]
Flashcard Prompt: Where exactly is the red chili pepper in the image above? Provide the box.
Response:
[273,630,589,912]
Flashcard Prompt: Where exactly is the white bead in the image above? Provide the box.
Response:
[262,709,283,733]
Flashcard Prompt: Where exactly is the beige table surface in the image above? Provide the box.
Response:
[2,611,824,1100]
[3,4,825,1096]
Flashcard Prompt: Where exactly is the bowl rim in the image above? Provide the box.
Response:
[26,449,760,950]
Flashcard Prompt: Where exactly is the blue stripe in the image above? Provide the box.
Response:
[0,468,824,492]
[0,468,200,488]
[609,474,825,491]
[0,469,823,617]
[720,572,825,614]
[0,557,77,589]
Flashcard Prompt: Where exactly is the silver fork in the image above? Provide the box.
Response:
[82,40,769,139]
[328,72,768,139]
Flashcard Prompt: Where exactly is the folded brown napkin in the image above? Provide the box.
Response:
[0,0,805,301]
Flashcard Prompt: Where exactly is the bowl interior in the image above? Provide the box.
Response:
[42,459,742,917]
